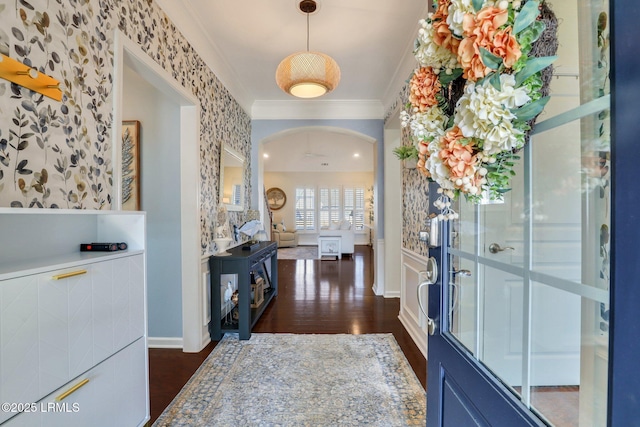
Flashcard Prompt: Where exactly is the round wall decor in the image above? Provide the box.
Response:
[266,187,286,210]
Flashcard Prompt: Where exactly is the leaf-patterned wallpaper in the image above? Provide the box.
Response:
[385,83,430,258]
[0,0,252,255]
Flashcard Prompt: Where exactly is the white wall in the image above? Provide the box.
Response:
[382,123,402,297]
[123,64,183,339]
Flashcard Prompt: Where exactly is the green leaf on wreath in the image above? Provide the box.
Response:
[527,21,547,44]
[513,96,550,121]
[514,1,541,35]
[479,48,503,70]
[490,73,502,91]
[515,56,557,86]
[476,73,490,87]
[439,68,463,85]
[472,0,484,12]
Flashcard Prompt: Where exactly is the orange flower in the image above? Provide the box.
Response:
[432,0,460,55]
[458,7,522,81]
[458,37,490,81]
[491,28,521,69]
[439,127,477,180]
[409,67,442,112]
[417,154,432,178]
[416,141,432,178]
[474,7,509,34]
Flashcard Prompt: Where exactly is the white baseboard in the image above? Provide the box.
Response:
[384,290,401,298]
[148,337,184,349]
[398,311,428,360]
[201,331,212,349]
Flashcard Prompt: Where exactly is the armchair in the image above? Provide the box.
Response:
[273,223,298,248]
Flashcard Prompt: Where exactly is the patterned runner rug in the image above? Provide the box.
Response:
[153,333,426,426]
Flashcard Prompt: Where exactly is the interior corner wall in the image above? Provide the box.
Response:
[252,119,385,239]
[123,65,183,338]
[384,86,430,259]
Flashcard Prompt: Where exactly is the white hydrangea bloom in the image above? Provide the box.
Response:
[414,19,458,71]
[492,74,531,109]
[410,107,449,141]
[454,76,530,154]
[447,0,477,37]
[482,120,524,155]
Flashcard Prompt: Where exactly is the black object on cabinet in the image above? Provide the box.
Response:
[209,241,278,340]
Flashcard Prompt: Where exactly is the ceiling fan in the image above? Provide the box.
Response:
[301,133,327,159]
[303,151,327,158]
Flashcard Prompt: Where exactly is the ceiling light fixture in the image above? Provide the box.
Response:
[275,0,340,98]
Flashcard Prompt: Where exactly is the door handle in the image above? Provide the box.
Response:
[417,257,438,336]
[451,269,472,278]
[488,243,515,254]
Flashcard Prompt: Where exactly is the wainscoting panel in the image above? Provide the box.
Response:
[399,248,430,359]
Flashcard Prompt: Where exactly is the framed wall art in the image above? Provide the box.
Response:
[266,187,286,211]
[122,120,141,210]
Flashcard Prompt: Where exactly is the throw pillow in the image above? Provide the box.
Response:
[340,220,351,230]
[329,221,340,230]
[276,224,285,232]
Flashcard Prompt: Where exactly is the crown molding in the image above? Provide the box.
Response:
[155,0,253,115]
[381,3,432,114]
[251,99,385,120]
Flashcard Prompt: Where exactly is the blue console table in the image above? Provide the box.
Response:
[209,241,278,340]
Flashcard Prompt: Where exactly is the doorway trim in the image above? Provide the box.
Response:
[256,125,383,290]
[113,31,203,352]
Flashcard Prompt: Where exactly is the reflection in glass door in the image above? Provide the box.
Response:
[446,1,610,424]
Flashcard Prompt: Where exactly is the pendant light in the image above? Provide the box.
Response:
[275,0,340,98]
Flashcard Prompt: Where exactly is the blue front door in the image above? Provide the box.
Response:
[425,0,640,425]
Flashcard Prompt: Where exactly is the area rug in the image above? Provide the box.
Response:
[153,333,426,426]
[277,245,318,260]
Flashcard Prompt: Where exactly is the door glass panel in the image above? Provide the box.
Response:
[448,255,477,356]
[530,117,580,282]
[479,159,524,267]
[444,0,610,421]
[479,267,524,395]
[529,282,580,427]
[451,197,475,253]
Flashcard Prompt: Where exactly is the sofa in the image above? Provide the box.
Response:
[318,220,355,255]
[273,223,299,248]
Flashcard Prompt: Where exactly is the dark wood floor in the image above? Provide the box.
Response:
[148,245,427,424]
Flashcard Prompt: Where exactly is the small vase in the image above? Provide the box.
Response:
[214,237,233,256]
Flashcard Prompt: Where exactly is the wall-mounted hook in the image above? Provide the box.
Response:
[16,68,38,79]
[0,53,62,101]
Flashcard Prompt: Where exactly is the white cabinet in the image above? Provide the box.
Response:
[318,236,342,259]
[0,209,148,426]
[4,338,146,427]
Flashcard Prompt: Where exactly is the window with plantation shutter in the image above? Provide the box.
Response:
[295,187,315,230]
[319,187,341,228]
[344,186,365,230]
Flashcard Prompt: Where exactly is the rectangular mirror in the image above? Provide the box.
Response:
[220,145,245,212]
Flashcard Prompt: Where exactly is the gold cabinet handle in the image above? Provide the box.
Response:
[55,378,89,401]
[52,270,87,280]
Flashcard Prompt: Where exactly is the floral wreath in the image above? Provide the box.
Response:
[398,0,558,219]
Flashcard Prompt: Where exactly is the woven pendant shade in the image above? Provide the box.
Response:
[275,0,340,98]
[276,51,340,98]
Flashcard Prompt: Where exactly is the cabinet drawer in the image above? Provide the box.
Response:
[2,337,148,427]
[0,255,145,424]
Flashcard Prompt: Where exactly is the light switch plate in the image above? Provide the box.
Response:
[419,231,429,242]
